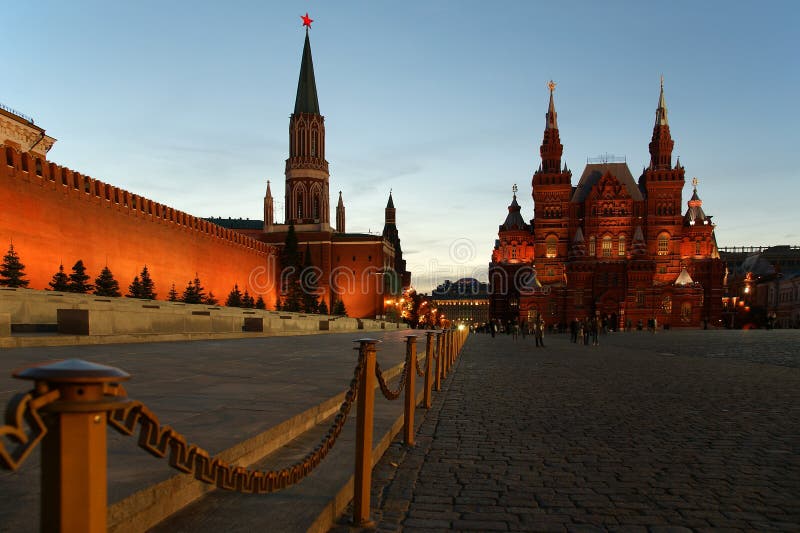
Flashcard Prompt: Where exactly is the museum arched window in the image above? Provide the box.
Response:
[662,295,672,315]
[602,235,612,257]
[618,235,626,256]
[546,235,557,258]
[589,236,596,256]
[657,233,670,255]
[695,240,701,255]
[313,195,320,220]
[311,131,317,156]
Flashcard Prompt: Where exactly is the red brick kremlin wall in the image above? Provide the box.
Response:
[1,145,278,304]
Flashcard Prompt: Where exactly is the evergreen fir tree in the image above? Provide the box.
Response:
[318,299,329,315]
[332,299,347,316]
[204,292,218,305]
[94,266,121,297]
[67,260,92,293]
[241,290,255,308]
[127,276,143,298]
[139,266,157,300]
[182,279,202,304]
[191,274,206,303]
[48,263,70,292]
[280,225,303,312]
[301,244,319,313]
[255,295,266,310]
[225,284,243,307]
[168,283,179,302]
[0,243,29,288]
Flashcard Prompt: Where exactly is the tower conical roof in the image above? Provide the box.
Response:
[294,31,320,115]
[500,194,528,231]
[546,81,558,130]
[655,76,668,126]
[684,185,708,225]
[386,192,394,209]
[337,190,344,207]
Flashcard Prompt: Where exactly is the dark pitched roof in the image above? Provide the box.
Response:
[386,193,394,209]
[500,195,529,231]
[204,217,264,230]
[571,162,644,203]
[294,32,320,115]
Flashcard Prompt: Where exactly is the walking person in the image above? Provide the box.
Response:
[534,314,545,347]
[591,314,600,346]
[570,317,579,343]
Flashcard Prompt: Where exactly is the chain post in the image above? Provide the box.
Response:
[446,330,452,375]
[423,332,435,408]
[353,339,378,526]
[434,333,442,391]
[14,359,130,533]
[403,335,417,446]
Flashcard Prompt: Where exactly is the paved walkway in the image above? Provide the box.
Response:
[341,330,800,532]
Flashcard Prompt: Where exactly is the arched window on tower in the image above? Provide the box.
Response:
[657,233,670,255]
[695,240,701,255]
[297,193,304,220]
[311,132,317,157]
[602,235,612,257]
[313,195,320,220]
[589,236,596,256]
[618,235,626,256]
[546,235,557,258]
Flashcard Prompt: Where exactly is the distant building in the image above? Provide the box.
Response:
[720,245,800,328]
[431,278,490,326]
[489,80,724,329]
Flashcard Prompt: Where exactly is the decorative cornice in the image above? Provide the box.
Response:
[0,114,56,155]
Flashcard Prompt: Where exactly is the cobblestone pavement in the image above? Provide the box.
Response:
[334,330,800,532]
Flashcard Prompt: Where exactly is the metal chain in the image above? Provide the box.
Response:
[107,350,366,494]
[375,358,406,400]
[0,388,61,470]
[415,352,425,377]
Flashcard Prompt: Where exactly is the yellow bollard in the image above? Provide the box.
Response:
[14,359,130,533]
[404,335,417,446]
[353,339,378,526]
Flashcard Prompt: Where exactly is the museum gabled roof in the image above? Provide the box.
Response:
[294,31,320,115]
[571,162,644,203]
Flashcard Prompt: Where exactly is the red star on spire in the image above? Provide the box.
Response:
[301,12,313,28]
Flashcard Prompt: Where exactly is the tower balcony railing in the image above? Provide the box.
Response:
[0,102,35,124]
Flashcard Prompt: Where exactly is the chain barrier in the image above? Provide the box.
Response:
[414,351,425,377]
[375,358,407,401]
[105,350,366,494]
[0,388,61,470]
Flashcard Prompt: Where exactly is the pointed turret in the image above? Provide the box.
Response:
[684,180,709,226]
[294,31,320,115]
[569,227,586,258]
[385,191,396,225]
[546,82,558,130]
[539,80,564,173]
[263,180,274,231]
[500,191,528,231]
[631,226,647,256]
[285,29,329,228]
[336,191,345,233]
[648,76,674,170]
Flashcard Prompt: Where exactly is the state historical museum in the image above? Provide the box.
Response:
[489,81,724,329]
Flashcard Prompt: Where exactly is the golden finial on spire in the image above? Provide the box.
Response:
[660,74,664,89]
[692,177,699,188]
[547,80,556,93]
[512,183,518,195]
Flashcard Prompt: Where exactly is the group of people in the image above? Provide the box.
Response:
[569,316,603,346]
[484,316,547,347]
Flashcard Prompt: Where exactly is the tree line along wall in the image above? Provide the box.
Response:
[1,143,278,304]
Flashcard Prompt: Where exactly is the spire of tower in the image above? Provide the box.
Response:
[266,180,272,198]
[385,190,396,225]
[655,75,668,126]
[386,190,394,209]
[336,191,346,232]
[294,31,320,115]
[546,80,558,130]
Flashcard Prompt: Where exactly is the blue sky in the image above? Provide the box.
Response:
[4,1,799,292]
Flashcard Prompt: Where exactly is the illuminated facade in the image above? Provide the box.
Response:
[431,278,490,326]
[489,80,724,328]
